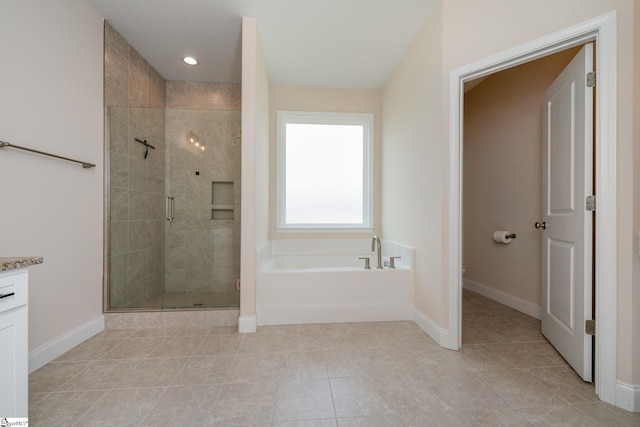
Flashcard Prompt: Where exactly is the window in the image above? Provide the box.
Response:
[277,111,373,231]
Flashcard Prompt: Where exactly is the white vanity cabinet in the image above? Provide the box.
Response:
[0,268,29,417]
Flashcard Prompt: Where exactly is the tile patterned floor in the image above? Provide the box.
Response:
[29,291,640,426]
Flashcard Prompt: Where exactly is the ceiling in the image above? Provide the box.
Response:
[87,0,437,89]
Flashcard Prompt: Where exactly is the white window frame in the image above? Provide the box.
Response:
[276,111,374,232]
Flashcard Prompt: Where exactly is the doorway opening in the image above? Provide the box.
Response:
[461,44,590,371]
[448,12,617,405]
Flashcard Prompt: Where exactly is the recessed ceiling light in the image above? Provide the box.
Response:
[183,56,198,66]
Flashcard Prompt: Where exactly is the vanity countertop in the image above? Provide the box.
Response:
[0,257,43,272]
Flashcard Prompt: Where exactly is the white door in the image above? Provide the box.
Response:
[541,43,594,382]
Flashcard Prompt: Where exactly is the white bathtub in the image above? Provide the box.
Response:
[257,240,414,325]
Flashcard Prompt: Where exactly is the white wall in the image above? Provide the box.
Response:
[240,17,270,330]
[0,0,104,351]
[256,34,271,249]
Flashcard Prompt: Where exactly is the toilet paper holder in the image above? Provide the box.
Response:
[493,230,517,244]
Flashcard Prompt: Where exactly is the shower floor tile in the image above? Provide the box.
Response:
[29,290,640,426]
[162,291,239,309]
[136,291,240,310]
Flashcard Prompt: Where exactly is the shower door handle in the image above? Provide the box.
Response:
[166,196,174,221]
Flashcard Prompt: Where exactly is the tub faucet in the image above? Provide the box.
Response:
[371,236,383,269]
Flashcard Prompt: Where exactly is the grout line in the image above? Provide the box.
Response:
[220,331,244,386]
[203,329,245,424]
[70,388,113,427]
[45,359,98,393]
[327,373,339,425]
[136,386,169,426]
[270,377,281,425]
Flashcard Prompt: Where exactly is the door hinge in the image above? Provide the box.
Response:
[586,71,596,87]
[585,319,595,336]
[586,195,596,212]
[235,278,241,291]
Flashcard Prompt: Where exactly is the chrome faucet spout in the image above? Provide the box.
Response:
[371,236,383,269]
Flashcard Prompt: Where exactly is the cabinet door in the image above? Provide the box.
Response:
[0,306,28,417]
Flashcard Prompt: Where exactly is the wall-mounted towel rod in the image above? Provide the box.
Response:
[0,140,96,169]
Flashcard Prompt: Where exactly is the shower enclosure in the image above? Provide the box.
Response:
[106,105,241,310]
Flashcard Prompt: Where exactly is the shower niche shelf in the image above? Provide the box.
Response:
[212,181,234,220]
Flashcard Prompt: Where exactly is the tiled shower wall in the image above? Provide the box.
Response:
[104,22,241,307]
[164,82,241,295]
[105,22,166,308]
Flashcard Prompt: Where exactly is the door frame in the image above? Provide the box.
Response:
[448,12,617,405]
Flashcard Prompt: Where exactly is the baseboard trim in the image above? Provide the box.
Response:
[616,381,640,412]
[238,315,257,333]
[29,315,105,373]
[463,278,542,320]
[413,308,451,349]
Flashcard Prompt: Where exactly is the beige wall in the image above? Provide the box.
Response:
[632,0,640,386]
[463,48,579,307]
[0,0,104,350]
[104,23,165,109]
[269,85,382,240]
[104,23,166,309]
[383,0,637,386]
[382,1,445,323]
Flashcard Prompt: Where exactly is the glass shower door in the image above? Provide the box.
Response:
[162,108,241,309]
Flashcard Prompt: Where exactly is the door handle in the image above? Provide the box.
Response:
[535,221,547,229]
[166,196,174,221]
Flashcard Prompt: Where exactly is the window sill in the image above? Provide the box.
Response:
[276,227,375,234]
